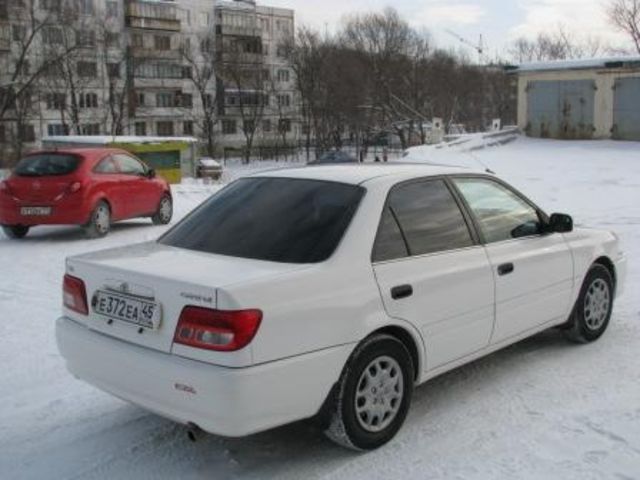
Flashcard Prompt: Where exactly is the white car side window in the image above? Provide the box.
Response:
[454,178,542,243]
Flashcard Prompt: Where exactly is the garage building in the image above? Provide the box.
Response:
[509,57,640,140]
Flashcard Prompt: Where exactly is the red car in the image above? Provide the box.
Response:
[0,148,173,239]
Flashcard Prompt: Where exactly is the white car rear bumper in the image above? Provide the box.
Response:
[56,317,353,437]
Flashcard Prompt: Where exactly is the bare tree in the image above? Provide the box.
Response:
[608,0,640,53]
[217,34,267,163]
[0,0,80,164]
[181,32,218,157]
[510,26,604,63]
[96,22,130,136]
[42,12,100,135]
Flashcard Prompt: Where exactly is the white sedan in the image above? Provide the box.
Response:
[56,164,626,451]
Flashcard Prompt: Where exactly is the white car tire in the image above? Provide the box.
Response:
[324,334,414,451]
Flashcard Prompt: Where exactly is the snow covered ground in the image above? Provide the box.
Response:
[1,137,639,479]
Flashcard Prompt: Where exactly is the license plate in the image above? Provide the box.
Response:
[93,290,160,330]
[20,207,51,216]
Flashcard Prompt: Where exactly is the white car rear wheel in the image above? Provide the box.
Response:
[324,334,414,451]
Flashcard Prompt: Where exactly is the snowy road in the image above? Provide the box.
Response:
[1,138,639,479]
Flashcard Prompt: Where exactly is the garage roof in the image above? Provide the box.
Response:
[506,56,640,74]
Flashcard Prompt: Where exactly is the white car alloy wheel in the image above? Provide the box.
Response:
[324,334,414,451]
[355,356,404,433]
[583,278,611,331]
[564,264,614,344]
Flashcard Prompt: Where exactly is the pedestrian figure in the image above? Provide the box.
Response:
[375,155,381,163]
[383,148,389,163]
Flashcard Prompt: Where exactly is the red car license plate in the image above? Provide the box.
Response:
[20,207,52,216]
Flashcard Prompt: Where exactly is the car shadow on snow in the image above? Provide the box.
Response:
[0,221,161,244]
[94,328,576,478]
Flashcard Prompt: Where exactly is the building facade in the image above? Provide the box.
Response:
[214,0,299,155]
[0,0,298,165]
[511,57,640,141]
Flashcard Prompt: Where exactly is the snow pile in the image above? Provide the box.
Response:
[1,138,639,479]
[404,130,520,169]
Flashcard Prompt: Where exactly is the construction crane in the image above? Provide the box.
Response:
[445,29,485,63]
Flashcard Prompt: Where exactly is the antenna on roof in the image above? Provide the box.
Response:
[466,151,496,175]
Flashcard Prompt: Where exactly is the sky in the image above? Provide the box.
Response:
[264,0,631,60]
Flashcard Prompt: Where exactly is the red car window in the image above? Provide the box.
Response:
[114,154,147,176]
[94,157,119,174]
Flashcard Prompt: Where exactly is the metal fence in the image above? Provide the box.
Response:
[221,143,405,165]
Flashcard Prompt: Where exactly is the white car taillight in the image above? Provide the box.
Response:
[63,274,89,315]
[174,306,263,352]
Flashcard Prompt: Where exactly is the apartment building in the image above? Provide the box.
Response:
[0,0,298,165]
[215,0,299,153]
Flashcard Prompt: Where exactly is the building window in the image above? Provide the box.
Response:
[262,119,272,133]
[154,35,171,51]
[135,122,147,136]
[180,93,193,108]
[12,25,25,42]
[156,92,174,108]
[46,93,66,110]
[105,31,119,48]
[157,121,174,136]
[81,123,100,135]
[181,66,192,79]
[18,124,35,142]
[183,121,193,135]
[75,29,96,47]
[279,118,291,133]
[77,61,97,78]
[222,119,236,135]
[243,119,255,133]
[79,92,98,109]
[106,0,118,18]
[277,69,290,82]
[40,0,62,13]
[77,0,94,15]
[136,92,145,107]
[42,27,63,45]
[132,34,143,48]
[107,63,120,78]
[277,94,291,107]
[47,124,69,136]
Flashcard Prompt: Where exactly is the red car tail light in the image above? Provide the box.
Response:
[174,307,263,352]
[63,274,89,315]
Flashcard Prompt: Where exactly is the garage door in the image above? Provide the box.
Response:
[613,77,640,141]
[527,80,595,139]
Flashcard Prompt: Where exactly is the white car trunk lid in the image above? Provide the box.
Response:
[65,242,305,355]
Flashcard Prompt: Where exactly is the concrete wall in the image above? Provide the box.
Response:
[517,68,640,139]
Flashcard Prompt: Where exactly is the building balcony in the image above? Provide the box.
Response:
[215,24,261,38]
[131,46,182,60]
[126,1,181,32]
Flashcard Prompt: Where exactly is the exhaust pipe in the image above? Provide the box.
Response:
[186,423,205,443]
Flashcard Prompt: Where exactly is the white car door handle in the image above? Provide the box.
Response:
[498,263,515,276]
